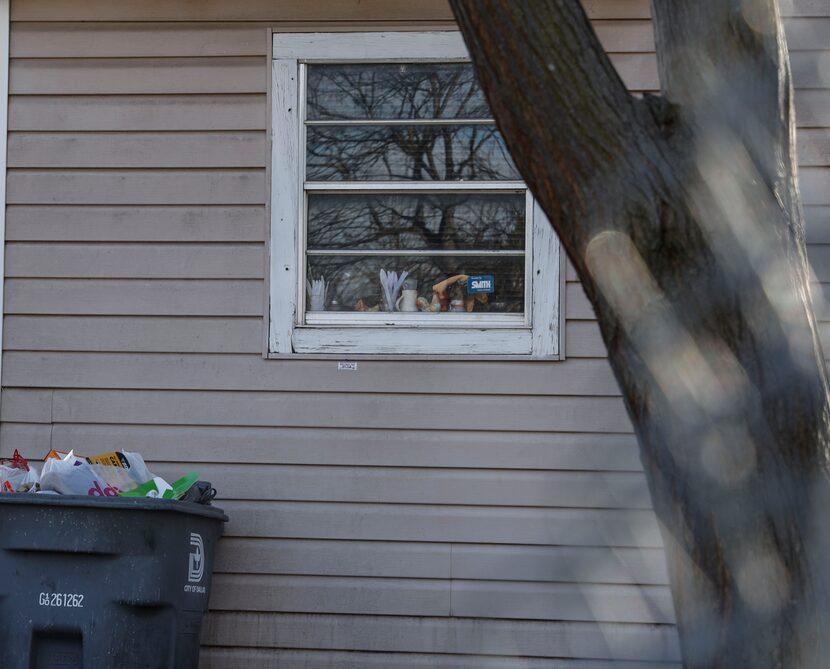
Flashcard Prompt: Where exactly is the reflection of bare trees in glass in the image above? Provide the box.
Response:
[306,64,518,181]
[306,125,519,182]
[307,194,525,251]
[307,63,490,120]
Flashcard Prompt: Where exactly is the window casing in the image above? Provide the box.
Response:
[270,31,561,357]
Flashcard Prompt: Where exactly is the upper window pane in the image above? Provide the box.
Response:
[306,124,519,181]
[307,63,490,120]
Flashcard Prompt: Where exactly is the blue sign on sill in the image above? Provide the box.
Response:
[467,275,495,294]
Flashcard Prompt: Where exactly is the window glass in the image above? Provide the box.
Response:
[306,194,526,251]
[306,255,525,313]
[304,62,525,319]
[307,63,490,120]
[306,124,518,181]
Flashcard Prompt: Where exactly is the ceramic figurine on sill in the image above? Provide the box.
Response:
[355,299,380,312]
[416,296,441,312]
[431,274,468,312]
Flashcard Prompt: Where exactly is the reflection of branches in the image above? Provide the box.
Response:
[307,194,525,251]
[307,63,490,120]
[306,124,517,181]
[306,125,519,181]
[305,63,516,181]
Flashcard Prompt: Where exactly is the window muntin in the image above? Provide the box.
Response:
[270,32,561,357]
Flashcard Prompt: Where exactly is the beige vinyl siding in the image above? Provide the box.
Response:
[1,1,826,667]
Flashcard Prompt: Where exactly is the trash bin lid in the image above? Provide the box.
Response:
[0,493,228,522]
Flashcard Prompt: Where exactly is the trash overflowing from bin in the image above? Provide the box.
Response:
[0,448,216,504]
[0,450,41,493]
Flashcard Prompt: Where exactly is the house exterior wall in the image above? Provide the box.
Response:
[0,0,826,667]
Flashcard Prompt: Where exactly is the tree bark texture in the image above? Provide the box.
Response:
[448,1,830,667]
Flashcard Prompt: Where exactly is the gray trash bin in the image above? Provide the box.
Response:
[0,494,227,669]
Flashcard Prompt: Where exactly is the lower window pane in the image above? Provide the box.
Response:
[306,255,525,314]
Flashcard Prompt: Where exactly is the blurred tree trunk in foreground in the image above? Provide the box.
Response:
[449,1,830,666]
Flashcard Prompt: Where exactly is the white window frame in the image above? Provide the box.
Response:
[269,31,561,358]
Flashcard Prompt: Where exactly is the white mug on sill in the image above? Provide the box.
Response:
[396,288,418,312]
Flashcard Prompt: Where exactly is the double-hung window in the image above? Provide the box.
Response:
[270,31,561,357]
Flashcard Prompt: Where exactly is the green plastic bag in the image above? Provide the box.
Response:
[120,472,199,500]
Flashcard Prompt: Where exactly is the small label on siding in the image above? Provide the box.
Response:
[337,362,358,371]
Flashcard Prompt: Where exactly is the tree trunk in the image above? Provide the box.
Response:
[448,1,830,666]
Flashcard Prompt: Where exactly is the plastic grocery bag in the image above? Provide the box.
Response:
[43,449,154,485]
[40,450,154,496]
[0,450,40,493]
[120,472,199,500]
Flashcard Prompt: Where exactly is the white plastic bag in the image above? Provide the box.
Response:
[0,463,40,493]
[40,451,152,496]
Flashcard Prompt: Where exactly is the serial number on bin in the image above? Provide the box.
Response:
[38,593,84,608]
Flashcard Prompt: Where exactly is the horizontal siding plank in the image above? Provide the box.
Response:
[200,648,681,669]
[796,90,830,127]
[11,21,662,58]
[580,1,649,19]
[807,207,830,241]
[4,279,263,315]
[4,316,262,353]
[0,422,52,455]
[780,0,830,17]
[201,612,682,662]
[566,283,594,320]
[208,574,672,624]
[566,319,830,359]
[569,279,830,322]
[786,17,830,50]
[790,51,830,89]
[451,580,674,623]
[813,282,830,320]
[793,168,826,203]
[611,53,657,91]
[8,0,823,21]
[807,245,830,281]
[215,538,451,579]
[8,132,266,168]
[8,94,267,131]
[7,170,266,205]
[11,0,661,22]
[210,574,451,617]
[9,54,658,95]
[567,321,606,358]
[48,425,643,471]
[451,544,668,585]
[8,19,821,60]
[10,57,266,94]
[5,205,265,242]
[5,243,264,279]
[807,206,830,243]
[213,539,668,585]
[218,501,662,547]
[0,389,52,423]
[49,389,633,432]
[148,463,651,509]
[1,352,621,395]
[798,129,830,165]
[11,23,269,58]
